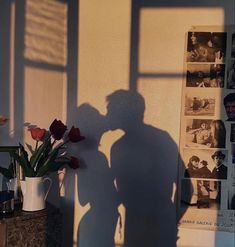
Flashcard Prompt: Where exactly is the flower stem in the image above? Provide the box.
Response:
[35,140,38,150]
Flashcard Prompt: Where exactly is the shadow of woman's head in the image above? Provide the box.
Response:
[75,103,108,149]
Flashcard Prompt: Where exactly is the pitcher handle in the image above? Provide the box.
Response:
[43,177,52,200]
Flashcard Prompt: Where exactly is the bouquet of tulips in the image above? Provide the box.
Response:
[11,119,85,177]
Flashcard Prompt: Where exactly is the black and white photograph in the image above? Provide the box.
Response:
[184,91,215,116]
[185,119,226,149]
[226,60,235,89]
[230,124,235,142]
[231,143,235,164]
[232,32,235,58]
[180,27,235,234]
[181,179,221,210]
[228,193,235,210]
[223,92,235,121]
[187,31,227,63]
[186,64,225,88]
[228,189,235,210]
[0,146,19,192]
[182,149,228,180]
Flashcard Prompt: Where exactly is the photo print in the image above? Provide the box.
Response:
[232,166,235,180]
[228,192,235,210]
[182,149,228,180]
[184,91,216,116]
[180,179,221,210]
[226,60,235,89]
[186,63,225,88]
[230,123,235,142]
[232,32,235,58]
[228,184,235,210]
[185,119,226,149]
[0,147,19,191]
[223,92,235,121]
[187,31,227,63]
[231,142,235,164]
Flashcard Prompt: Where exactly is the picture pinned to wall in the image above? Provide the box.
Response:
[231,32,235,58]
[180,179,221,210]
[184,90,216,116]
[178,26,235,233]
[230,142,235,163]
[185,119,226,149]
[227,168,235,210]
[228,191,235,210]
[223,92,235,121]
[0,146,20,197]
[182,149,228,180]
[226,60,235,89]
[230,123,235,142]
[187,31,227,63]
[186,63,225,88]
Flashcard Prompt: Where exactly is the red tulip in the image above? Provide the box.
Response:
[68,126,85,143]
[29,127,46,141]
[49,119,67,140]
[69,156,80,169]
[0,115,8,126]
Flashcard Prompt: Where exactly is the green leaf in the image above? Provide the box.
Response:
[36,147,61,177]
[11,150,35,177]
[19,143,30,164]
[30,136,52,169]
[35,143,65,174]
[37,160,68,177]
[0,166,14,179]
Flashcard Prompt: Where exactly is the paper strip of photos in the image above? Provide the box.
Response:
[178,26,235,233]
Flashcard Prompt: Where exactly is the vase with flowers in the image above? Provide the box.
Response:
[12,119,85,211]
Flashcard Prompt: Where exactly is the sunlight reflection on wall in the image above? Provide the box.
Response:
[24,0,67,66]
[138,7,225,143]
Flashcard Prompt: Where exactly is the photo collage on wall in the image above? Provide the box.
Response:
[178,26,235,233]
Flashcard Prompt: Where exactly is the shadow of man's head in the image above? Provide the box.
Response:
[106,89,145,131]
[106,89,181,246]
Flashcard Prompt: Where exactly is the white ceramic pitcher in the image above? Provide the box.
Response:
[20,177,52,211]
